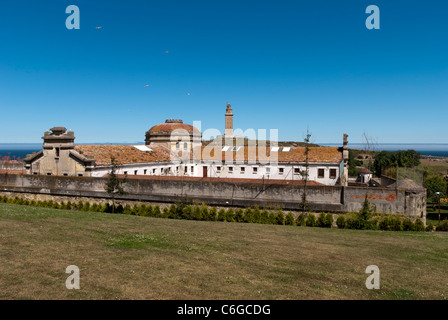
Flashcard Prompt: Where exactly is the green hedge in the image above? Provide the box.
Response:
[0,194,439,232]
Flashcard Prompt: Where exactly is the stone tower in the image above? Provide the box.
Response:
[225,103,233,136]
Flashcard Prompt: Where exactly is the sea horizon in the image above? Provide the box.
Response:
[1,142,448,159]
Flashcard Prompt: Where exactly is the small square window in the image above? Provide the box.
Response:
[253,167,257,174]
[217,166,221,173]
[330,168,337,179]
[134,170,138,175]
[241,167,245,173]
[279,168,284,175]
[318,169,325,178]
[229,167,233,173]
[294,168,300,174]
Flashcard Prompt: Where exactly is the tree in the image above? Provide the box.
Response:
[105,157,127,213]
[424,171,447,202]
[373,150,421,177]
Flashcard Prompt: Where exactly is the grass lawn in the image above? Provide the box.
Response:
[0,203,447,300]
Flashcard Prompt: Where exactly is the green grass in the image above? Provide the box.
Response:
[0,203,447,300]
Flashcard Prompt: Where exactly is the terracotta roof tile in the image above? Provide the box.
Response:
[74,145,172,166]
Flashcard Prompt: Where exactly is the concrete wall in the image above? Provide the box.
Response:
[0,173,426,217]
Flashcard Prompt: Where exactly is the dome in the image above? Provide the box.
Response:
[147,119,201,135]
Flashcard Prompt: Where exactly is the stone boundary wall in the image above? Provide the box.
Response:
[0,173,426,217]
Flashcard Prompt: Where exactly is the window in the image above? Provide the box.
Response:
[330,169,337,179]
[229,167,233,173]
[55,147,60,157]
[318,169,325,178]
[63,173,68,176]
[184,166,188,173]
[78,173,83,177]
[191,166,194,173]
[176,142,180,150]
[134,170,138,175]
[266,167,270,173]
[33,172,38,175]
[253,167,257,174]
[144,169,147,175]
[124,171,128,175]
[153,168,156,174]
[240,167,245,174]
[279,168,284,175]
[47,172,52,176]
[294,168,300,175]
[184,142,188,150]
[217,166,221,173]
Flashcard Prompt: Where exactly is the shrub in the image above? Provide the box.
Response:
[414,218,425,232]
[325,213,334,228]
[402,218,415,231]
[252,206,261,224]
[162,207,170,218]
[226,208,235,222]
[268,212,277,224]
[275,211,285,225]
[436,219,448,232]
[169,204,177,219]
[144,204,154,217]
[115,204,124,214]
[296,213,306,226]
[336,215,346,229]
[285,212,295,226]
[217,208,226,222]
[234,209,244,222]
[426,223,434,232]
[378,215,403,231]
[123,205,133,215]
[181,205,192,220]
[244,208,253,223]
[260,210,270,224]
[201,206,210,221]
[208,207,218,221]
[305,214,317,227]
[191,206,202,220]
[153,205,162,217]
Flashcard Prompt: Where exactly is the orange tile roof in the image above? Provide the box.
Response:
[74,145,342,165]
[197,146,342,163]
[74,145,172,166]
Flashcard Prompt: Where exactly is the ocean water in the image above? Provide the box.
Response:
[1,143,448,160]
[321,143,448,158]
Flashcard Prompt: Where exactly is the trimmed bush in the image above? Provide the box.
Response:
[436,219,448,232]
[336,215,346,229]
[260,210,270,224]
[296,213,306,226]
[285,212,295,226]
[305,214,317,227]
[234,208,244,222]
[275,210,285,225]
[217,208,226,222]
[426,223,434,232]
[208,207,218,221]
[226,208,235,222]
[252,206,261,224]
[414,218,425,232]
[325,213,334,228]
[402,218,415,231]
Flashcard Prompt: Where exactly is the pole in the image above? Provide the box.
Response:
[438,193,441,223]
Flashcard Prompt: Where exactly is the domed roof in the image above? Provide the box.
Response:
[147,119,201,135]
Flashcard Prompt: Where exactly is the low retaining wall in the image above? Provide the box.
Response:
[0,173,426,217]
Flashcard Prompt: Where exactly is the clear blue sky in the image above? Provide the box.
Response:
[0,0,447,144]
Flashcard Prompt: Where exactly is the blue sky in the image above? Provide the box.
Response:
[0,0,447,144]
